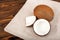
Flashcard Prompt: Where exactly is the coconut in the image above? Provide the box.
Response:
[34,5,54,22]
[26,16,36,26]
[33,19,50,36]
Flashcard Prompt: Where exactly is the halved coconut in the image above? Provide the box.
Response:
[33,19,50,36]
[26,16,36,26]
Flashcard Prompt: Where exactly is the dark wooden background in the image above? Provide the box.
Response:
[0,0,59,40]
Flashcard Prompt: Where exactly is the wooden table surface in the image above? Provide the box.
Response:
[0,0,59,40]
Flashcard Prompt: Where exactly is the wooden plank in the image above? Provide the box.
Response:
[0,0,26,40]
[53,0,60,2]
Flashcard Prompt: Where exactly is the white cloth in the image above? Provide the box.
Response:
[4,0,60,40]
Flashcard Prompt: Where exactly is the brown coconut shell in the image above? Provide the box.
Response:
[34,5,54,22]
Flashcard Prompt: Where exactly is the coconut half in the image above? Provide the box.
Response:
[33,19,50,36]
[26,16,36,26]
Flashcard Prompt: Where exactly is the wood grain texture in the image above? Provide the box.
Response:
[0,0,59,40]
[53,0,60,2]
[0,0,26,40]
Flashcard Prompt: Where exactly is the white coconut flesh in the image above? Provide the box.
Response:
[33,19,50,36]
[26,16,36,26]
